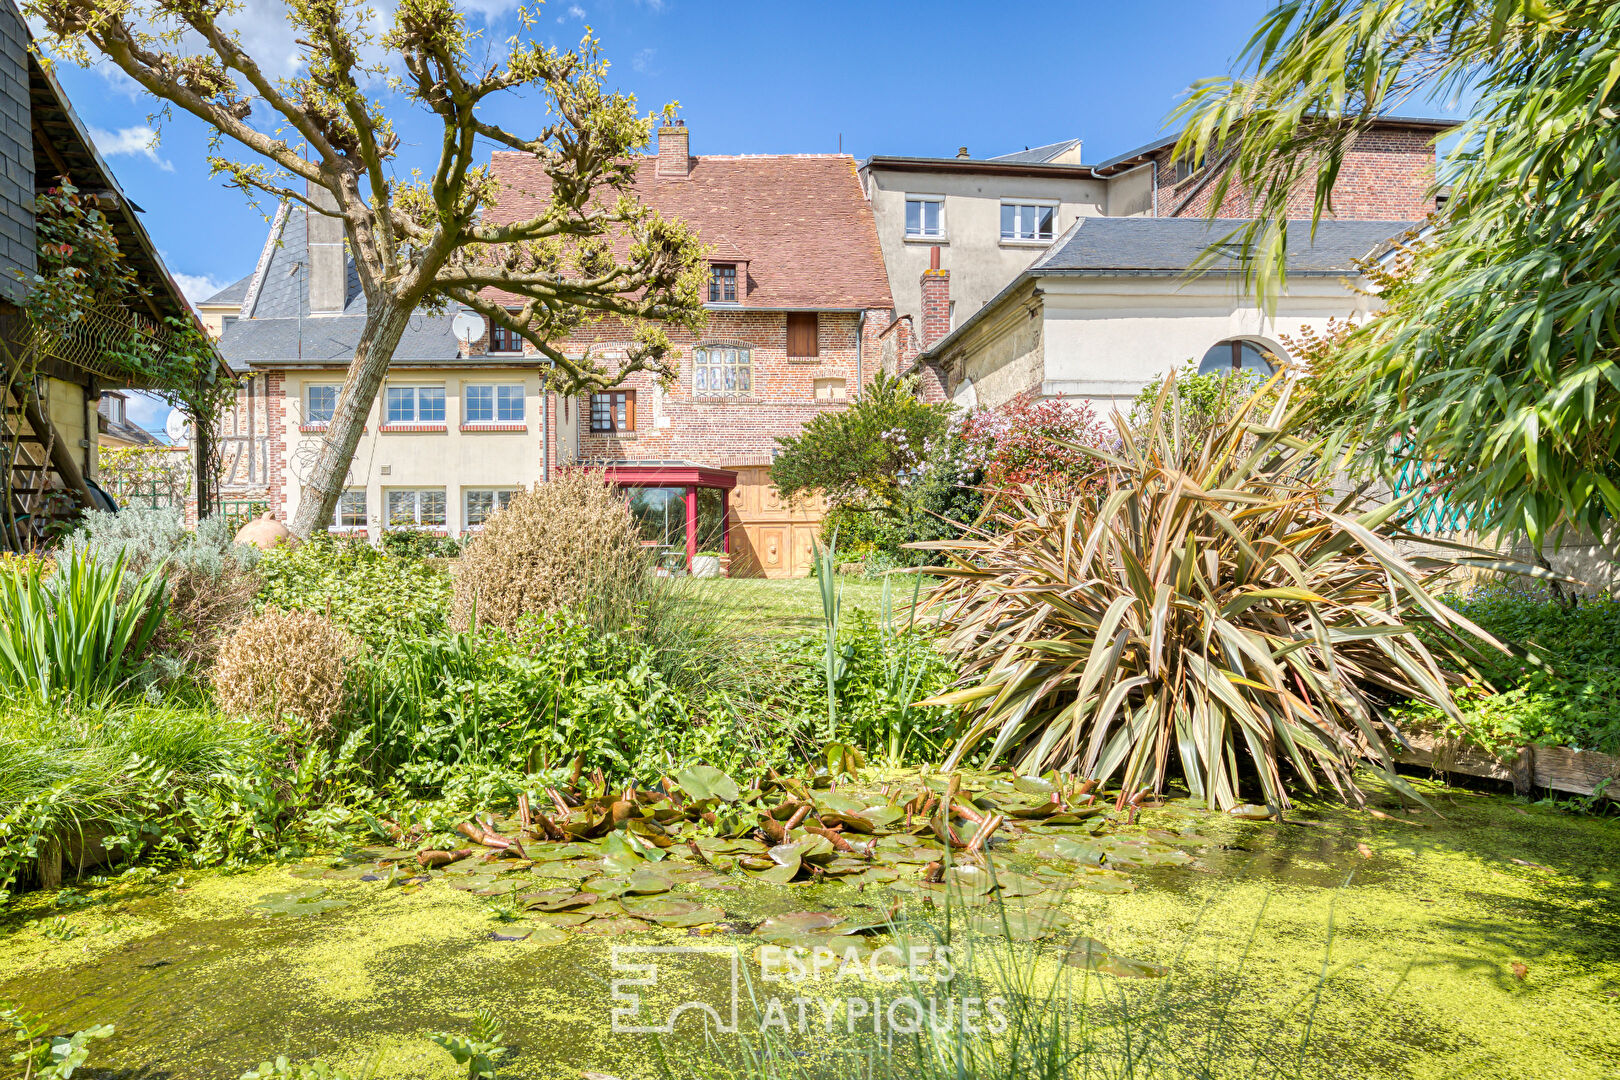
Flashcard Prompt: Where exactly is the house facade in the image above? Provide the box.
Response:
[862,117,1450,348]
[213,125,895,577]
[487,124,894,576]
[913,217,1411,417]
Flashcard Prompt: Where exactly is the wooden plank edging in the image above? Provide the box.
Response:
[1394,733,1620,801]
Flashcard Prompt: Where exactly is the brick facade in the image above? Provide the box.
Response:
[563,308,888,468]
[1153,123,1441,221]
[264,371,286,520]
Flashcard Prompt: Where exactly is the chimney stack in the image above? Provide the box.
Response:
[956,146,970,159]
[657,122,691,179]
[915,246,952,403]
[306,181,346,315]
[919,245,951,349]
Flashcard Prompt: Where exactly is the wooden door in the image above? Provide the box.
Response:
[727,465,824,578]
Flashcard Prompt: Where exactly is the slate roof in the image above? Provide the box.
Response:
[920,217,1416,362]
[1030,217,1417,274]
[218,312,463,371]
[1090,115,1460,171]
[217,194,465,370]
[485,153,893,310]
[199,273,253,308]
[987,139,1081,164]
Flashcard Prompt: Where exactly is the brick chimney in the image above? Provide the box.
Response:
[916,246,951,403]
[657,122,691,179]
[306,181,346,315]
[919,246,951,349]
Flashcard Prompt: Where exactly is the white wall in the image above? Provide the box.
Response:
[1034,275,1376,414]
[280,367,545,535]
[865,166,1108,330]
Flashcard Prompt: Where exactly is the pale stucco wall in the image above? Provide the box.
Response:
[864,166,1107,331]
[280,367,545,535]
[1030,275,1377,414]
[45,376,93,480]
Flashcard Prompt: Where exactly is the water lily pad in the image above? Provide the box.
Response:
[990,870,1048,897]
[748,858,801,885]
[1033,837,1107,865]
[576,899,627,917]
[676,765,740,803]
[968,906,1070,941]
[648,905,725,928]
[249,888,351,918]
[529,862,594,881]
[524,925,574,946]
[695,837,767,856]
[1228,804,1276,820]
[530,911,592,927]
[321,864,381,880]
[1064,937,1168,978]
[1013,775,1057,796]
[578,917,647,935]
[1072,872,1135,895]
[850,866,901,885]
[947,865,997,896]
[521,889,593,912]
[759,911,844,935]
[623,869,675,895]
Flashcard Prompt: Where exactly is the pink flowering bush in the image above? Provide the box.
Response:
[959,394,1113,493]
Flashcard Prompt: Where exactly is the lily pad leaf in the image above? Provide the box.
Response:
[968,906,1071,941]
[759,911,845,935]
[1064,937,1168,978]
[249,888,351,918]
[676,766,740,803]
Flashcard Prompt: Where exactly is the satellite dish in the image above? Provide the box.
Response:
[451,311,485,342]
[164,409,190,443]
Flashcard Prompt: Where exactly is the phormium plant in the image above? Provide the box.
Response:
[915,376,1539,810]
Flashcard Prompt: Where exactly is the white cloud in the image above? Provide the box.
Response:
[88,125,173,171]
[631,47,656,74]
[170,272,230,304]
[123,391,176,437]
[460,0,523,22]
[636,0,664,11]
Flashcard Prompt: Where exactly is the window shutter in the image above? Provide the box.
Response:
[787,313,818,357]
[624,390,636,431]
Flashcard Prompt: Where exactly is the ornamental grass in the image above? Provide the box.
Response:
[915,376,1531,810]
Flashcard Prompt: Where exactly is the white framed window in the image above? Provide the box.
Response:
[333,487,367,529]
[465,383,525,424]
[694,346,752,396]
[905,195,945,239]
[305,384,339,424]
[464,488,517,528]
[386,488,446,528]
[385,385,446,424]
[1000,201,1057,242]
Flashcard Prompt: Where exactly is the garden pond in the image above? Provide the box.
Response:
[5,772,1618,1079]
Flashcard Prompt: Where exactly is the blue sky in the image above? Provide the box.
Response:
[42,0,1464,432]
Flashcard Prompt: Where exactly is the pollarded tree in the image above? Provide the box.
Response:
[1170,0,1620,552]
[29,0,709,536]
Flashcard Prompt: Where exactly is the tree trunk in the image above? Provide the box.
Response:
[289,300,414,537]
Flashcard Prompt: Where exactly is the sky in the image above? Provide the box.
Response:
[40,0,1465,433]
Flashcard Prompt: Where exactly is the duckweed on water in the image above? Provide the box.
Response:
[1,774,1616,1079]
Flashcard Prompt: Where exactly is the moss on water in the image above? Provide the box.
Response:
[3,778,1617,1079]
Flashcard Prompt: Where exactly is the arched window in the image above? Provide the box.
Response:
[1198,339,1277,376]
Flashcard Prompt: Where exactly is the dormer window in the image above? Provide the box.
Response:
[708,264,737,304]
[488,316,522,353]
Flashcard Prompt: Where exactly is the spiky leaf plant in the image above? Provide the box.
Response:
[916,377,1528,811]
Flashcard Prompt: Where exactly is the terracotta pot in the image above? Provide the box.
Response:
[234,511,299,551]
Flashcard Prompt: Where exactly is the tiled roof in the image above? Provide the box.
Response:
[1031,217,1417,274]
[485,153,893,310]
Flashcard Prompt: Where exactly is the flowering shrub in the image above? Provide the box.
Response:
[959,394,1112,493]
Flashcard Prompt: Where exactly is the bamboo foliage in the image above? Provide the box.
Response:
[915,376,1529,810]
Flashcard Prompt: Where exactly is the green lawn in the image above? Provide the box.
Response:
[683,573,934,634]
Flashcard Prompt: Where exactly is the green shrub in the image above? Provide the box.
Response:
[1393,588,1620,755]
[0,550,167,705]
[350,613,798,786]
[65,508,260,669]
[380,528,462,559]
[255,533,451,646]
